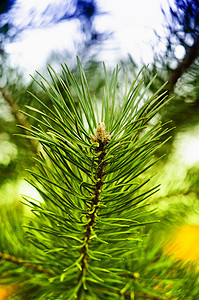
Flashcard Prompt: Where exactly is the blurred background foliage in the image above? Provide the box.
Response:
[0,0,199,298]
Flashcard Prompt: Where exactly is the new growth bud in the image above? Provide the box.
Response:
[90,122,111,145]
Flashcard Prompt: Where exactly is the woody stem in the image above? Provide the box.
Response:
[77,141,106,299]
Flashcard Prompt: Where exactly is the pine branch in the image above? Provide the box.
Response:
[0,87,38,153]
[1,59,199,298]
[147,35,199,114]
[166,35,199,94]
[5,58,188,299]
[0,252,54,276]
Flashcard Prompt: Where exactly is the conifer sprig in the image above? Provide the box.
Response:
[0,58,177,299]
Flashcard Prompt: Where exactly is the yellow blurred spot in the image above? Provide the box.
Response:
[133,272,140,279]
[0,285,15,300]
[164,224,199,265]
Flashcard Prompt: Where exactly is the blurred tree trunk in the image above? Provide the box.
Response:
[166,35,199,95]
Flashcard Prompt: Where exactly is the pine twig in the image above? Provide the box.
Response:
[78,123,111,298]
[0,87,38,154]
[0,252,54,276]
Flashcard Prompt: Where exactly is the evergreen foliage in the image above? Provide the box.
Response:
[1,58,198,299]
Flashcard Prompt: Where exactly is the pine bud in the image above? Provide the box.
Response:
[90,122,111,145]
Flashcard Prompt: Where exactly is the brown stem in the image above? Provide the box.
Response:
[0,87,38,154]
[77,140,107,299]
[0,252,54,276]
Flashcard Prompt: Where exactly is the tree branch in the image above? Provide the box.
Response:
[166,35,199,94]
[147,35,199,114]
[0,249,168,299]
[0,252,54,276]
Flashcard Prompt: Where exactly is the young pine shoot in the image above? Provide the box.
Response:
[1,58,173,299]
